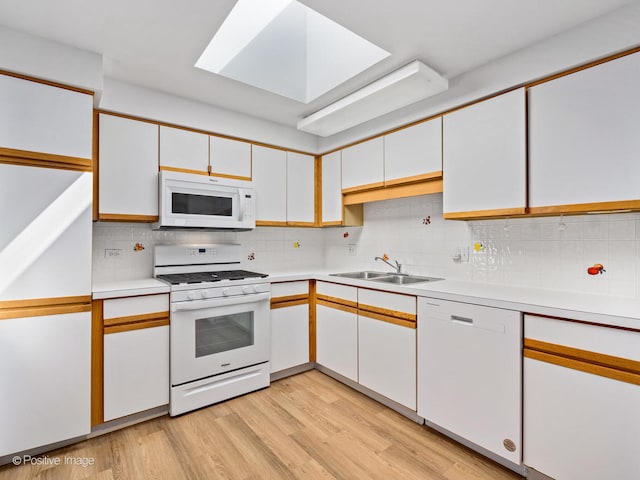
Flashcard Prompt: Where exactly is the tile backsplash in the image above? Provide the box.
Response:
[93,193,640,299]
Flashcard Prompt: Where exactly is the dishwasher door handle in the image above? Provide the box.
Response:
[451,315,474,325]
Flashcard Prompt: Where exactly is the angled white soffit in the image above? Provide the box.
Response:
[195,0,390,103]
[297,61,449,137]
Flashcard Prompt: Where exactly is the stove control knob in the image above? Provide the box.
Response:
[243,286,256,294]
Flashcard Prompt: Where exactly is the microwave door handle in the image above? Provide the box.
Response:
[172,292,270,312]
[237,191,245,221]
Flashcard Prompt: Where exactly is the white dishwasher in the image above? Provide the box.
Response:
[417,297,522,466]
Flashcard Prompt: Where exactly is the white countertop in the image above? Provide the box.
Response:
[92,278,170,299]
[269,271,640,330]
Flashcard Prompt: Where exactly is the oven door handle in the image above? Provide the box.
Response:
[172,292,270,312]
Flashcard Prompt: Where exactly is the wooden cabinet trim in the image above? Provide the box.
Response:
[91,300,104,426]
[524,312,640,333]
[209,171,252,181]
[383,170,443,187]
[286,221,317,227]
[270,294,309,309]
[103,314,170,335]
[524,341,640,386]
[0,147,92,172]
[0,69,95,96]
[443,207,527,220]
[342,181,385,194]
[0,296,92,320]
[256,220,289,227]
[103,311,169,327]
[316,294,358,310]
[358,309,417,329]
[92,110,100,220]
[98,213,160,222]
[159,165,208,176]
[357,303,416,322]
[528,200,640,216]
[343,179,443,206]
[309,280,317,363]
[316,297,358,315]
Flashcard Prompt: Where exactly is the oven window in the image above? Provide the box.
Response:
[195,312,254,357]
[172,192,233,216]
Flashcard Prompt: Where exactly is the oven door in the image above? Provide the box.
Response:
[170,293,270,386]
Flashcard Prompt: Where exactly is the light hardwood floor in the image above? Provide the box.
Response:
[0,370,522,480]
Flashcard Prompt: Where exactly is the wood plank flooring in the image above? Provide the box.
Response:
[0,370,523,480]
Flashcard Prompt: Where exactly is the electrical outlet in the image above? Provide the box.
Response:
[348,244,357,256]
[104,248,122,258]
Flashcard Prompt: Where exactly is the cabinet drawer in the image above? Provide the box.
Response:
[103,294,169,320]
[316,281,357,304]
[271,281,309,298]
[525,314,640,361]
[358,288,416,316]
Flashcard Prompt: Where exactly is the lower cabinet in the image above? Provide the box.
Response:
[0,311,91,457]
[102,294,170,422]
[270,281,310,374]
[523,314,640,480]
[316,282,359,382]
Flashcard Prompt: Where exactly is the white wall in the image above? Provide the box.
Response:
[0,25,102,96]
[318,3,640,152]
[94,196,640,299]
[99,78,319,153]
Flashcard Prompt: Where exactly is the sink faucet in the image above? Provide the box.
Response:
[375,255,402,274]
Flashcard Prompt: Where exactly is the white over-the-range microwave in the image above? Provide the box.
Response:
[153,170,255,230]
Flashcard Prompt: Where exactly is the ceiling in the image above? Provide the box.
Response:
[0,0,635,131]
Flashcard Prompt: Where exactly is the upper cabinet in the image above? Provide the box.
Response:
[253,145,287,224]
[210,136,251,180]
[321,151,342,225]
[528,51,640,214]
[384,118,442,185]
[341,137,384,191]
[286,152,315,225]
[159,126,208,175]
[0,73,92,165]
[442,88,526,219]
[99,114,159,220]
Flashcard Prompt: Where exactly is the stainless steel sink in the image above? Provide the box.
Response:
[331,271,444,285]
[330,271,389,280]
[370,274,444,285]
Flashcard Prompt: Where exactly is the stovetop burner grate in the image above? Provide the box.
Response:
[157,270,268,285]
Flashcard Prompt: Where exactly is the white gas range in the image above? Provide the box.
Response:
[154,244,271,416]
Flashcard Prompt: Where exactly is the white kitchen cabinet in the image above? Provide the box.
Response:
[315,282,358,382]
[0,311,91,456]
[321,151,342,224]
[0,164,92,301]
[286,152,315,224]
[99,114,159,218]
[159,125,209,174]
[358,289,416,409]
[209,136,252,179]
[252,145,287,223]
[341,137,384,190]
[103,294,169,421]
[384,118,442,184]
[528,51,640,212]
[0,73,92,160]
[270,281,310,374]
[523,314,640,480]
[442,88,526,218]
[418,298,522,464]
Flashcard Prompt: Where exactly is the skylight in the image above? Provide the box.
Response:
[195,0,390,103]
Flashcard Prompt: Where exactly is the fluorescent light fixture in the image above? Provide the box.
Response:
[297,61,449,137]
[195,0,390,103]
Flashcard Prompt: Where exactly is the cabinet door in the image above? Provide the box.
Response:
[358,316,416,409]
[316,304,358,382]
[0,164,92,301]
[104,326,169,421]
[0,73,92,159]
[286,152,315,224]
[159,125,209,174]
[321,151,342,224]
[99,114,159,218]
[529,52,640,211]
[271,304,310,373]
[384,118,442,184]
[443,88,526,217]
[341,137,384,190]
[210,136,251,179]
[0,312,91,456]
[252,145,287,223]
